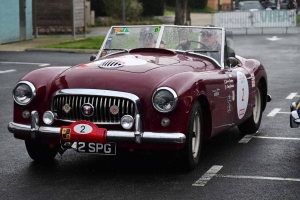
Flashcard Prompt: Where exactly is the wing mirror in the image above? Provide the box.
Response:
[226,57,239,68]
[90,55,96,61]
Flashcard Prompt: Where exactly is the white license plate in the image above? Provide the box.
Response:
[77,142,116,155]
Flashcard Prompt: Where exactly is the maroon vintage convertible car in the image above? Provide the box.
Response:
[8,25,271,170]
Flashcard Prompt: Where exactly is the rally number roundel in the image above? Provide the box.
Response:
[74,124,93,134]
[236,71,249,119]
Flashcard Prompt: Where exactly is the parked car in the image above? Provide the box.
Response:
[238,1,265,11]
[290,101,300,128]
[8,25,271,170]
[260,0,277,10]
[280,0,299,13]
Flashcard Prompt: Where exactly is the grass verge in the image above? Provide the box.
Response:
[38,36,105,49]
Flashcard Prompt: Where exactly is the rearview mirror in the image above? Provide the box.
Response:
[90,55,96,61]
[226,57,239,68]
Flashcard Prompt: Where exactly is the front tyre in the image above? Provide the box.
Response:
[180,101,203,171]
[238,83,263,135]
[25,141,58,162]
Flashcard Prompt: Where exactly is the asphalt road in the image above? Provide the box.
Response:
[0,34,300,199]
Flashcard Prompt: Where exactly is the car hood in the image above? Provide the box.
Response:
[52,52,212,95]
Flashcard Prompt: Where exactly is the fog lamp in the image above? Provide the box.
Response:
[43,111,55,125]
[161,117,170,127]
[121,115,134,129]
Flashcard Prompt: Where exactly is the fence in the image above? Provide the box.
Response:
[214,10,297,33]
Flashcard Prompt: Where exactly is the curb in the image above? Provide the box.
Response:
[26,48,98,54]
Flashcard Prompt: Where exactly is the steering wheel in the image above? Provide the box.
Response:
[176,40,210,51]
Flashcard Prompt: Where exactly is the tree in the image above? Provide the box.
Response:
[174,0,191,25]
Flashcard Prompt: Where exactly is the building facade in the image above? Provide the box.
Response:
[0,0,33,44]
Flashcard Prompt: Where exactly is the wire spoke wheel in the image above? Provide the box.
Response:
[253,87,262,124]
[192,111,201,158]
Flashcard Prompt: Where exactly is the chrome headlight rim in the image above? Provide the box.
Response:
[43,111,55,125]
[12,81,36,106]
[152,87,178,113]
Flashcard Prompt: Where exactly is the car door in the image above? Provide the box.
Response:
[206,69,236,136]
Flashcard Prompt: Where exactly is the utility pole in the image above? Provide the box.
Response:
[122,0,126,25]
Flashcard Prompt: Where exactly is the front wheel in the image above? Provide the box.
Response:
[25,141,58,162]
[238,83,263,135]
[180,101,203,171]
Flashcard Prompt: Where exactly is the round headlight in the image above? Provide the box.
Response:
[12,81,36,105]
[43,111,55,125]
[121,115,134,129]
[152,87,178,113]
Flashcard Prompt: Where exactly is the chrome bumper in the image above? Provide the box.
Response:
[8,111,186,144]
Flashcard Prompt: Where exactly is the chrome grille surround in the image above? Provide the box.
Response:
[51,89,140,125]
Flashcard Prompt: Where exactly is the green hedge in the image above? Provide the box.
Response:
[139,0,165,16]
[165,0,207,9]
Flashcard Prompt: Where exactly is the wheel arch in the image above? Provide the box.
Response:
[197,94,212,141]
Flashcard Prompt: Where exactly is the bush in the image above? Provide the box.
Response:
[139,0,165,16]
[102,0,143,22]
[166,0,207,9]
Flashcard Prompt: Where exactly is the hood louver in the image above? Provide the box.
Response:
[99,60,124,68]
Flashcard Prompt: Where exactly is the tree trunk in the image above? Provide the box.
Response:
[174,0,187,25]
[186,0,191,26]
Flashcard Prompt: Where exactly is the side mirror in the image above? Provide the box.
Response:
[226,57,239,68]
[90,55,96,61]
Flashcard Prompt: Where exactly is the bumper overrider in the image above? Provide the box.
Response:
[8,110,186,144]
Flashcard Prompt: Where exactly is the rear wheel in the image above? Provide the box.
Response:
[238,83,263,134]
[180,101,203,171]
[25,141,58,162]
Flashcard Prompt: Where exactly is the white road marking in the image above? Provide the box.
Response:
[0,61,50,67]
[0,69,16,74]
[286,93,298,99]
[39,64,51,67]
[252,136,300,141]
[239,134,255,143]
[192,165,223,186]
[267,108,281,116]
[266,36,282,41]
[216,174,300,182]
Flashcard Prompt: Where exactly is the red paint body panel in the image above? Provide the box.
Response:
[12,51,268,150]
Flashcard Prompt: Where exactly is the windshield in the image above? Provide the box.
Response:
[98,25,224,65]
[239,2,264,10]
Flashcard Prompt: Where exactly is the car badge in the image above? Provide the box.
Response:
[110,105,119,115]
[212,89,220,97]
[62,104,72,114]
[81,103,94,117]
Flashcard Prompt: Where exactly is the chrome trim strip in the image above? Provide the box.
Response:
[53,89,140,102]
[8,122,186,144]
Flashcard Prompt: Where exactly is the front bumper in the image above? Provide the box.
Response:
[8,111,186,144]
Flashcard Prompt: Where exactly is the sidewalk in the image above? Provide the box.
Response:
[0,13,213,52]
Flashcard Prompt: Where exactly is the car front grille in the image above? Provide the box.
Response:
[52,92,137,124]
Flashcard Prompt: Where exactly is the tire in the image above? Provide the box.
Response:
[180,101,203,171]
[238,83,263,135]
[25,141,58,162]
